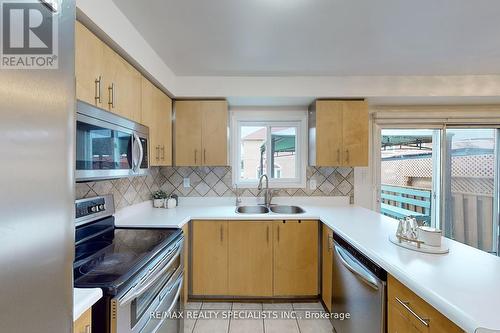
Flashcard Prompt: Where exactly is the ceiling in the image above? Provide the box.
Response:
[114,0,500,77]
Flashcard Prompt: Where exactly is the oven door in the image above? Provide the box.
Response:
[113,239,183,333]
[76,103,148,181]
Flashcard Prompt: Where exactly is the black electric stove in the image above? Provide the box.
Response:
[73,195,182,295]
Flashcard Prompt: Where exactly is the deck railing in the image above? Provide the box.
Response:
[380,184,432,225]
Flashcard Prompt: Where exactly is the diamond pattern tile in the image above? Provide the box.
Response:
[75,166,354,209]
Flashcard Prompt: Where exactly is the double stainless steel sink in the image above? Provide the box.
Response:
[235,205,305,214]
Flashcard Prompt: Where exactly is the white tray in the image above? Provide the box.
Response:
[389,235,449,254]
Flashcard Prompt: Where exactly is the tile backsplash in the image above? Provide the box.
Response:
[76,166,354,210]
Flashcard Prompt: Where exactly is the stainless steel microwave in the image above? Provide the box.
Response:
[76,101,149,181]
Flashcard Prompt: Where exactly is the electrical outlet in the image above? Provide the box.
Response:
[309,179,317,190]
[183,178,190,188]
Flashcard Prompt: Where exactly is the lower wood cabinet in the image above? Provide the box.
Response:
[191,221,228,295]
[190,220,319,298]
[321,224,333,311]
[388,275,463,333]
[273,220,319,296]
[74,308,91,333]
[228,222,273,296]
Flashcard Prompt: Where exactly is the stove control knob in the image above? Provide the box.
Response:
[91,206,98,212]
[99,204,105,211]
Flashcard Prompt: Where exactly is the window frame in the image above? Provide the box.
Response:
[230,110,307,188]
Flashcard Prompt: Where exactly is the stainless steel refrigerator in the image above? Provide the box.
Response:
[0,0,75,332]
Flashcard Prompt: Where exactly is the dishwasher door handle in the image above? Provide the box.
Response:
[335,245,379,291]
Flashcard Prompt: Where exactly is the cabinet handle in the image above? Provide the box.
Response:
[220,225,223,243]
[277,225,280,243]
[266,226,269,244]
[108,83,115,109]
[161,146,165,160]
[194,149,197,164]
[327,233,333,251]
[204,149,206,164]
[345,149,349,163]
[84,324,91,333]
[156,146,160,161]
[337,149,340,164]
[94,75,102,104]
[395,297,430,327]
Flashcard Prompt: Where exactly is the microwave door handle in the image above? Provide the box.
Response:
[133,133,143,172]
[130,134,137,171]
[119,244,182,305]
[334,244,379,290]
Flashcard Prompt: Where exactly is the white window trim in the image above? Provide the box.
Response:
[230,110,307,188]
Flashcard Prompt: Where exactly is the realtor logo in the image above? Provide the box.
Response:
[1,0,58,69]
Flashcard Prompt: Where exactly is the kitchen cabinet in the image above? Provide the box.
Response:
[309,100,369,166]
[102,46,142,122]
[228,222,273,296]
[388,275,464,333]
[273,220,319,296]
[74,308,91,333]
[75,21,105,109]
[75,21,141,122]
[141,78,172,166]
[191,221,228,295]
[174,100,228,166]
[321,224,333,311]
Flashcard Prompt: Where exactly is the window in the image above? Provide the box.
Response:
[375,123,500,256]
[231,110,307,188]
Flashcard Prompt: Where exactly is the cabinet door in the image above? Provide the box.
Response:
[102,46,142,122]
[191,221,228,295]
[75,21,104,107]
[142,78,172,166]
[274,220,319,296]
[228,222,273,296]
[388,300,415,333]
[342,100,368,166]
[141,78,160,164]
[74,308,91,333]
[156,91,172,166]
[174,101,202,166]
[315,101,343,166]
[321,224,333,311]
[201,101,228,166]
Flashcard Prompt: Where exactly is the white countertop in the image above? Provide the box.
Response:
[74,288,102,321]
[115,197,500,333]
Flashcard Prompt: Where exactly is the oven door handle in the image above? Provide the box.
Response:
[119,243,182,305]
[150,275,184,333]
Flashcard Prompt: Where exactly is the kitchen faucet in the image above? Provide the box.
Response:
[257,174,273,206]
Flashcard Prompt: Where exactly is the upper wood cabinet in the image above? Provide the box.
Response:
[141,78,172,166]
[388,275,464,333]
[273,220,319,296]
[191,221,228,295]
[309,100,369,167]
[321,224,334,311]
[228,222,273,296]
[75,21,105,109]
[174,100,228,166]
[75,21,141,123]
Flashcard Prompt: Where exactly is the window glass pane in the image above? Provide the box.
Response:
[240,126,267,181]
[270,126,296,179]
[444,129,497,254]
[380,129,436,226]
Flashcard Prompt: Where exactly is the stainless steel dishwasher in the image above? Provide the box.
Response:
[331,232,387,333]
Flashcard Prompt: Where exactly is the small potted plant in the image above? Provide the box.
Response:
[152,190,167,208]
